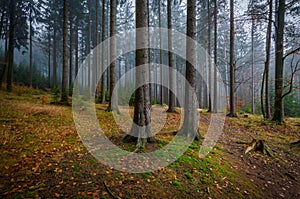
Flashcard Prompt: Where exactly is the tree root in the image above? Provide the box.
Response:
[245,139,274,157]
[290,140,300,148]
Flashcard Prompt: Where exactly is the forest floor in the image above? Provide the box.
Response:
[0,86,299,199]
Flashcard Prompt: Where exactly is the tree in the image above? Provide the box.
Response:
[207,0,212,113]
[124,0,156,148]
[107,0,120,113]
[167,0,176,113]
[261,0,273,119]
[213,0,218,113]
[272,0,285,123]
[183,0,201,139]
[100,0,106,104]
[61,0,69,103]
[227,0,237,117]
[6,0,16,92]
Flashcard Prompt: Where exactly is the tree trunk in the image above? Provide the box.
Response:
[95,0,99,97]
[107,0,119,112]
[1,16,8,89]
[29,6,33,88]
[272,0,285,123]
[101,0,106,104]
[183,0,201,140]
[48,29,51,88]
[159,3,163,106]
[75,20,79,88]
[262,0,273,119]
[124,0,156,147]
[61,0,69,103]
[6,0,16,92]
[53,28,57,87]
[228,0,237,117]
[69,15,73,96]
[213,0,218,113]
[251,14,255,114]
[207,0,212,113]
[167,0,176,113]
[87,0,91,89]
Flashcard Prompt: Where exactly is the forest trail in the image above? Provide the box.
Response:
[0,87,299,198]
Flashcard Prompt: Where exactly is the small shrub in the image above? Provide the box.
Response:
[51,85,61,103]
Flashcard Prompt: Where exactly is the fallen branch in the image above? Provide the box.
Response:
[103,181,122,199]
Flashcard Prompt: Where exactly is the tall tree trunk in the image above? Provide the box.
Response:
[75,20,79,88]
[69,16,73,96]
[101,0,106,104]
[251,13,255,114]
[6,0,16,92]
[183,0,200,139]
[87,0,91,89]
[29,6,33,88]
[124,0,156,147]
[167,0,176,113]
[262,0,273,119]
[272,0,285,123]
[207,0,212,112]
[228,0,237,117]
[1,16,9,89]
[53,28,57,87]
[213,0,218,113]
[159,3,163,105]
[48,30,51,88]
[61,0,69,103]
[107,0,119,112]
[95,0,99,97]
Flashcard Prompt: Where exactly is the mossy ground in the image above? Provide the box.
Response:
[0,86,299,198]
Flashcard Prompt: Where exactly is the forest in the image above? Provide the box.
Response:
[0,0,300,198]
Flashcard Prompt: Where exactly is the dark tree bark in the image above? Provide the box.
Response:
[6,0,16,92]
[228,0,237,117]
[167,0,176,113]
[107,0,119,113]
[272,0,285,123]
[61,0,69,103]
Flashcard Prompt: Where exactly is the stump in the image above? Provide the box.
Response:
[245,139,274,157]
